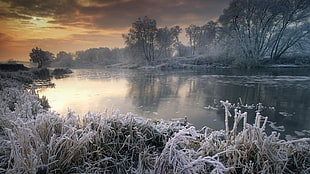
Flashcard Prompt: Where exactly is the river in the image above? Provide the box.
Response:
[38,68,310,140]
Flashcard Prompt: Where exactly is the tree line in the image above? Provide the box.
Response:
[30,0,310,68]
[29,47,130,68]
[123,0,310,66]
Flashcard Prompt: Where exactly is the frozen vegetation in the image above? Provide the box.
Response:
[0,75,310,173]
[140,56,224,70]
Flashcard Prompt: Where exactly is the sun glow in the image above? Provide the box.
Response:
[30,17,52,27]
[38,77,129,114]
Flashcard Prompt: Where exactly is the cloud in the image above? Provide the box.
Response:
[0,32,14,47]
[41,26,67,30]
[1,0,230,30]
[1,0,77,17]
[0,32,10,40]
[0,11,32,20]
[0,32,29,61]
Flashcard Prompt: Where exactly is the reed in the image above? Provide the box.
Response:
[154,101,310,173]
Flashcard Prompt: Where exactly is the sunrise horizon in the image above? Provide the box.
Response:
[0,0,230,62]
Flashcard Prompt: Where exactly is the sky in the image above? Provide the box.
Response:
[0,0,230,62]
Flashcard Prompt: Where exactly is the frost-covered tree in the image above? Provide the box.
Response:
[29,47,53,68]
[218,0,310,61]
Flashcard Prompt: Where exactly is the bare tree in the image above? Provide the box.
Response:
[156,26,182,58]
[123,16,157,64]
[218,0,310,61]
[186,22,219,55]
[185,24,200,55]
[269,0,310,60]
[197,21,219,54]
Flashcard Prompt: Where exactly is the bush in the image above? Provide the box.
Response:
[51,68,73,77]
[31,68,51,80]
[232,57,261,69]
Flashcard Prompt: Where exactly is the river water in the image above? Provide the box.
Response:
[38,68,310,140]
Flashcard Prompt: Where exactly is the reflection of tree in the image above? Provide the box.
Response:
[127,73,184,112]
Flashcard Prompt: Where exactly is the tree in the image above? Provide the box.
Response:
[53,51,73,67]
[218,0,310,61]
[186,21,220,55]
[124,17,183,63]
[269,0,310,60]
[156,26,182,58]
[185,24,200,55]
[199,21,219,52]
[29,47,53,68]
[123,16,157,64]
[74,47,125,67]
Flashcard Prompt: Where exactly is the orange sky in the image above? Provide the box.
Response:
[0,0,230,62]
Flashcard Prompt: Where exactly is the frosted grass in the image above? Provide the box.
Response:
[0,86,309,173]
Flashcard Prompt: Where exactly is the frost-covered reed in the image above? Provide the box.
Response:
[154,101,310,173]
[0,85,309,173]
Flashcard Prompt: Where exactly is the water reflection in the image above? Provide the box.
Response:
[39,68,310,139]
[128,73,183,111]
[38,75,133,114]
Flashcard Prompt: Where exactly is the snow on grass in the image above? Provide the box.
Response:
[0,81,309,173]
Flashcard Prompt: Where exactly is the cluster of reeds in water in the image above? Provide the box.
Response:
[0,87,309,173]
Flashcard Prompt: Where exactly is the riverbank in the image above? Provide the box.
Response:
[104,56,310,71]
[139,56,310,70]
[39,53,310,71]
[1,70,310,173]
